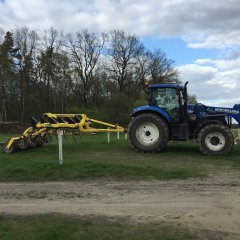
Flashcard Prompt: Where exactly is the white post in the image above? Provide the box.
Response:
[107,129,111,144]
[57,129,63,165]
[125,132,127,140]
[117,131,120,140]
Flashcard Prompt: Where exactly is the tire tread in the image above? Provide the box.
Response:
[128,113,169,153]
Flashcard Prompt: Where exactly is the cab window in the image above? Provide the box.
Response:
[152,88,180,121]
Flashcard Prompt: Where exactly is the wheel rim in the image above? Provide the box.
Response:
[205,132,225,151]
[136,122,159,146]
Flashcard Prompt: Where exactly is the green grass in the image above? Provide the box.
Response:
[0,133,239,181]
[0,215,197,240]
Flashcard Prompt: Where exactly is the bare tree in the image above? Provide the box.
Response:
[106,30,144,91]
[66,29,107,106]
[148,49,178,84]
[136,49,151,89]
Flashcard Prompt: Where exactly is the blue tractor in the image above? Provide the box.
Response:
[128,82,240,155]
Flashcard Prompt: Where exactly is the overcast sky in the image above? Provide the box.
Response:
[0,0,240,107]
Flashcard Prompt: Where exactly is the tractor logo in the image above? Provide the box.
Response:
[216,108,239,114]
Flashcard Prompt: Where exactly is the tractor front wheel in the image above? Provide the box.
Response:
[128,113,169,152]
[197,124,234,155]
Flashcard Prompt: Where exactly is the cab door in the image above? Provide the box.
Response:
[152,88,181,122]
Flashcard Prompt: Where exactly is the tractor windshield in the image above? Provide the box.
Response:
[151,88,180,121]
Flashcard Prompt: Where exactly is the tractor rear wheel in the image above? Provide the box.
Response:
[128,113,169,152]
[197,124,234,155]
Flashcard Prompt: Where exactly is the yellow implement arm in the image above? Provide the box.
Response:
[2,113,125,153]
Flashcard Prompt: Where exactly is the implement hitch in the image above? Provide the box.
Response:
[2,113,125,154]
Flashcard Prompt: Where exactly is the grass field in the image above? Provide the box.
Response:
[0,215,199,240]
[0,133,239,240]
[0,133,239,181]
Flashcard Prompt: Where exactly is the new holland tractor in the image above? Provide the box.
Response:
[128,82,240,155]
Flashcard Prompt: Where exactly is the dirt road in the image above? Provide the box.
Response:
[0,173,240,239]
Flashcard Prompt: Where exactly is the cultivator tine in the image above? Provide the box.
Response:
[30,117,38,128]
[72,134,77,143]
[63,134,68,141]
[54,134,58,141]
[78,133,83,140]
[44,132,52,143]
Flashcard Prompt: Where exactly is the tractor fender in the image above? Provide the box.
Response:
[194,119,227,138]
[131,106,171,123]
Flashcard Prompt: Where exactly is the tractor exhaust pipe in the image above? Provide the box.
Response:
[183,82,188,122]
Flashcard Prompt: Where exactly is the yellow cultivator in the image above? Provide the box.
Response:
[2,113,125,153]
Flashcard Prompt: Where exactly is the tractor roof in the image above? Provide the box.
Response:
[148,83,182,89]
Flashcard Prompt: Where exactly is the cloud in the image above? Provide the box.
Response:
[185,31,240,49]
[178,57,240,107]
[0,0,240,49]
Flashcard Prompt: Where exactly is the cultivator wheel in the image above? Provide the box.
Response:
[36,136,45,147]
[27,136,38,148]
[43,133,52,144]
[17,138,28,150]
[2,139,16,154]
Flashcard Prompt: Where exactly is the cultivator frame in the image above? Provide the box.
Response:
[2,113,125,154]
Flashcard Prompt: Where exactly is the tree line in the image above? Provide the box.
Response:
[0,27,180,125]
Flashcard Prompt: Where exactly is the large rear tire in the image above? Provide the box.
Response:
[197,124,234,155]
[128,113,169,152]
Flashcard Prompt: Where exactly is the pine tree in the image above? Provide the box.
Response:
[0,31,16,121]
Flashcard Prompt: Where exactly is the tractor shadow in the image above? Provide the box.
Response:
[165,141,200,155]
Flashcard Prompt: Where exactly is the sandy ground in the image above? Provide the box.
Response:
[0,172,240,239]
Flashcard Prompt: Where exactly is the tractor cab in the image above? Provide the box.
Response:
[146,82,189,140]
[147,82,188,123]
